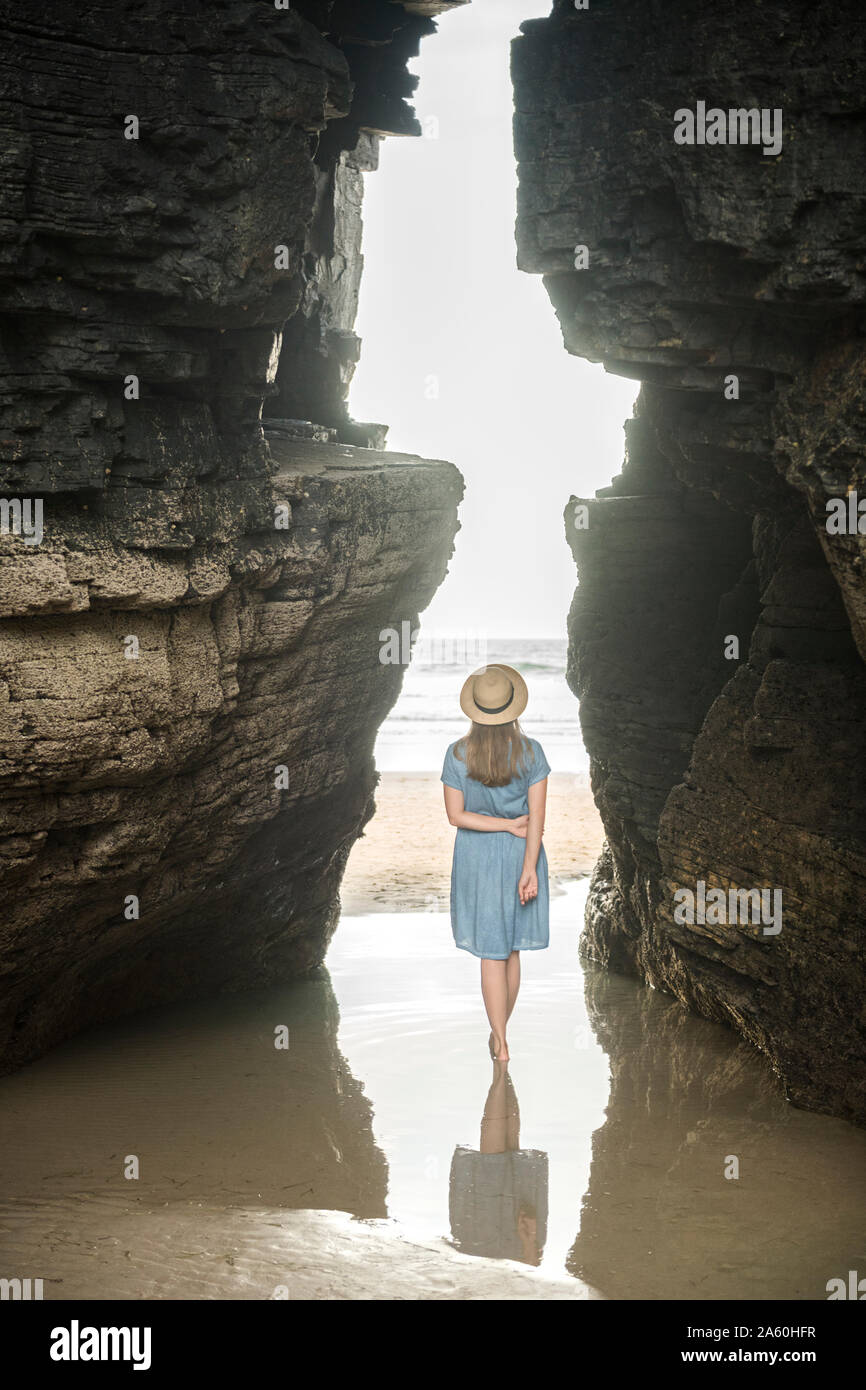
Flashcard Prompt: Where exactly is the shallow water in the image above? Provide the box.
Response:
[0,881,864,1299]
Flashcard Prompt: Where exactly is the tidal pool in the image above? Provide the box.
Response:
[0,882,863,1299]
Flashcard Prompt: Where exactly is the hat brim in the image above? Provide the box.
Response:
[459,664,529,726]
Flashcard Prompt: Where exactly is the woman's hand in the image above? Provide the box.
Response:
[518,868,538,904]
[509,814,529,838]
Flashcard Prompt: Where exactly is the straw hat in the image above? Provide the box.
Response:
[460,663,528,726]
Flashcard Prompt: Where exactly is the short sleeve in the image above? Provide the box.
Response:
[528,739,551,786]
[441,743,465,791]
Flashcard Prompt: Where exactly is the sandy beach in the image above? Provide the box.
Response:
[341,771,605,915]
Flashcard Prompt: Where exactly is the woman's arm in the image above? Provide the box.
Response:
[443,785,528,836]
[519,777,547,903]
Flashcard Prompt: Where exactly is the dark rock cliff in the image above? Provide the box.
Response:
[513,0,866,1122]
[0,0,466,1069]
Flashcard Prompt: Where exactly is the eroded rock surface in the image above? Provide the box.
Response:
[0,0,465,1067]
[513,0,866,1122]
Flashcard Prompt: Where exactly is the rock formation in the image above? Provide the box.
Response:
[0,0,465,1069]
[513,0,866,1123]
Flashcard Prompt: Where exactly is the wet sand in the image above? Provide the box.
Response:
[0,915,598,1301]
[2,875,865,1300]
[0,1200,596,1301]
[341,770,604,914]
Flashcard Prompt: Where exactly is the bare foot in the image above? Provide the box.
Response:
[492,1034,509,1063]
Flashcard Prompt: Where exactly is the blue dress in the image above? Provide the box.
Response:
[440,737,551,960]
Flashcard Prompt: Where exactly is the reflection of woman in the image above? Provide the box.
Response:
[441,664,550,1062]
[449,1067,548,1266]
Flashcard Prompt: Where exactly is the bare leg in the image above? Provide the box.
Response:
[481,958,509,1061]
[506,950,521,1021]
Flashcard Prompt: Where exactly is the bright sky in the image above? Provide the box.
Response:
[349,0,637,639]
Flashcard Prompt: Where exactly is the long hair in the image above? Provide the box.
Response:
[454,719,530,787]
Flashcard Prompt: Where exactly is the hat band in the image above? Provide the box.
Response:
[475,684,514,716]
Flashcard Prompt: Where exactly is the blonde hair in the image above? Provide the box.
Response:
[454,719,530,787]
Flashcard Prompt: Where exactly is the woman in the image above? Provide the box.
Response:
[449,1066,548,1266]
[441,663,550,1064]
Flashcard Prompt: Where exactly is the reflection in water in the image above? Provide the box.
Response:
[328,884,866,1297]
[0,972,386,1215]
[449,1067,549,1266]
[569,966,866,1300]
[326,884,605,1273]
[0,972,388,1297]
[0,881,863,1299]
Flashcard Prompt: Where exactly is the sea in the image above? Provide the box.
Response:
[374,635,589,774]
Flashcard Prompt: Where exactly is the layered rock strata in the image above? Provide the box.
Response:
[513,0,866,1122]
[0,0,465,1067]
